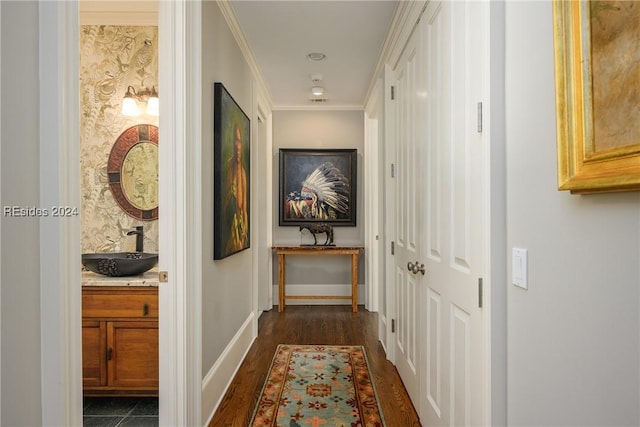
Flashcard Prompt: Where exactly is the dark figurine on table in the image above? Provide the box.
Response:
[299,223,334,246]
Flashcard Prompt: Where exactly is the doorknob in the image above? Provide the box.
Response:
[407,261,426,275]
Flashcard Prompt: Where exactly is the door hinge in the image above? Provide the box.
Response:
[391,319,396,333]
[391,163,395,178]
[477,102,483,133]
[478,277,483,308]
[391,85,396,100]
[391,241,395,255]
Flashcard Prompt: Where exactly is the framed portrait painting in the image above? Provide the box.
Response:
[553,0,640,193]
[279,148,357,226]
[214,82,250,259]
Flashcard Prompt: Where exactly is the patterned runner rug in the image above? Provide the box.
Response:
[251,344,386,427]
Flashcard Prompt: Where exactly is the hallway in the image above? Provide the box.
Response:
[209,305,421,426]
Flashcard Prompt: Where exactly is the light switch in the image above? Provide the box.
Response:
[512,248,528,290]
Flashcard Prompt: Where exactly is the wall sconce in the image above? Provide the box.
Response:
[121,85,159,116]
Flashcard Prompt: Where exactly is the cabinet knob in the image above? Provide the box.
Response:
[107,347,113,361]
[143,303,149,316]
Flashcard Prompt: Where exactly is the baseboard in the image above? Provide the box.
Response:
[202,311,257,425]
[379,314,389,355]
[273,284,365,306]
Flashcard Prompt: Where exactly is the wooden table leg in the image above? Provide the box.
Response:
[278,254,285,312]
[352,253,358,312]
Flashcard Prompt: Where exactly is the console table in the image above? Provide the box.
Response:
[272,246,364,313]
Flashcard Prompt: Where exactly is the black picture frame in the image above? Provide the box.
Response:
[279,148,357,226]
[213,82,250,260]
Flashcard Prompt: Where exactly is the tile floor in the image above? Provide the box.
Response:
[83,397,158,426]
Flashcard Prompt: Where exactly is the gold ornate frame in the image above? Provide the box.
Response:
[553,1,640,193]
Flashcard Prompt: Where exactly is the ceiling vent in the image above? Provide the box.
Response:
[309,98,328,103]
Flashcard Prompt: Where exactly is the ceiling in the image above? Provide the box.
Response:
[229,1,399,109]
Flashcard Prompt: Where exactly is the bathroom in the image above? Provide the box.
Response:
[79,1,160,425]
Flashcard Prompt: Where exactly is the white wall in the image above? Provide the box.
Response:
[271,110,365,303]
[505,2,640,426]
[201,1,255,371]
[0,2,43,426]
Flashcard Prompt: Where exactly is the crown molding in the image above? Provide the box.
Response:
[217,0,274,111]
[272,105,364,112]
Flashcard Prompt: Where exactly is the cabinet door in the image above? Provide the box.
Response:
[107,321,159,389]
[82,320,107,387]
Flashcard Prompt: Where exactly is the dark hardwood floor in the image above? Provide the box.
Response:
[209,305,422,426]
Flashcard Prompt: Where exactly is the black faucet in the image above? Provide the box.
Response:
[126,226,144,252]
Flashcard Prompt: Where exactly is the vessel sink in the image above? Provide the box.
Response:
[82,252,158,277]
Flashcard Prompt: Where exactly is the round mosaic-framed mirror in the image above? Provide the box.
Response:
[108,124,159,220]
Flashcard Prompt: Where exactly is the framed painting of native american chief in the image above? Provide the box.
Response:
[553,0,640,193]
[214,82,250,260]
[279,148,357,226]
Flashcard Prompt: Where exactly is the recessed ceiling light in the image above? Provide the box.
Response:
[307,52,326,61]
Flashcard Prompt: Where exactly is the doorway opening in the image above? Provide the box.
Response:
[79,3,160,424]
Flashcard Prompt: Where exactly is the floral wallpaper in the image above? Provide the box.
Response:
[80,25,159,254]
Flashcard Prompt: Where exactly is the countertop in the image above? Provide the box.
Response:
[82,268,159,287]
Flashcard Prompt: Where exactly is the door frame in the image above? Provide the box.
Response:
[38,1,201,425]
[157,1,203,424]
[253,93,274,317]
[382,62,398,362]
[38,2,83,424]
[364,79,382,313]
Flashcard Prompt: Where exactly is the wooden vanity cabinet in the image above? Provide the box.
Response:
[82,286,158,396]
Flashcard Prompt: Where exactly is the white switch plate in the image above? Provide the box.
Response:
[512,248,528,290]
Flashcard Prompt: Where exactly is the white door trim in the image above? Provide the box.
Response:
[38,1,201,425]
[158,1,202,425]
[382,63,397,363]
[485,2,507,425]
[254,91,274,316]
[364,81,381,313]
[38,2,82,425]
